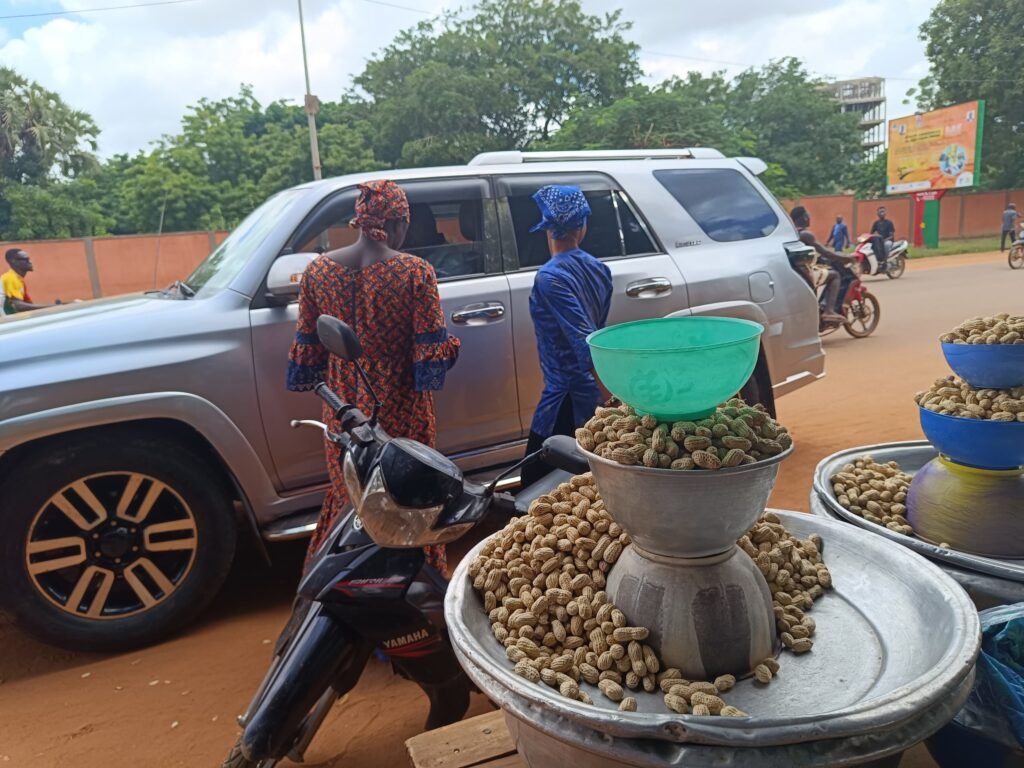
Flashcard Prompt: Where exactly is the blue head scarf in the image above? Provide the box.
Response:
[530,185,591,239]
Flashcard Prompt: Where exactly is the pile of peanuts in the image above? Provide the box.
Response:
[940,314,1024,345]
[915,376,1024,422]
[831,456,914,536]
[470,476,832,716]
[576,399,792,471]
[742,512,829,655]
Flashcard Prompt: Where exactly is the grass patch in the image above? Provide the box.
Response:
[912,236,1002,258]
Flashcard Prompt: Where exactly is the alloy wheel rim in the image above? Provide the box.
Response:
[25,472,198,620]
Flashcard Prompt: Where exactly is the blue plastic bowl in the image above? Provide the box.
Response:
[919,407,1024,470]
[942,342,1024,389]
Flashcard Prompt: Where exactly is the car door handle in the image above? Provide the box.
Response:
[451,302,506,324]
[625,277,672,297]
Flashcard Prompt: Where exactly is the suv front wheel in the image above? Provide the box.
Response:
[0,432,238,652]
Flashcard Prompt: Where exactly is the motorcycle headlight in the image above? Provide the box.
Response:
[349,439,470,548]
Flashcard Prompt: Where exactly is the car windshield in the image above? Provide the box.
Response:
[185,189,304,297]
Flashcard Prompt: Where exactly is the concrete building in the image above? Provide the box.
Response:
[824,77,886,159]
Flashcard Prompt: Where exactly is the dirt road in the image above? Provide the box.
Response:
[1,251,1018,767]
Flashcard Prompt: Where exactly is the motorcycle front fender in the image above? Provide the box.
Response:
[239,609,362,761]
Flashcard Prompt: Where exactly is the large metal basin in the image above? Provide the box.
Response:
[447,511,980,766]
[811,440,1024,607]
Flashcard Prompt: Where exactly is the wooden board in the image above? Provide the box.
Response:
[406,710,523,768]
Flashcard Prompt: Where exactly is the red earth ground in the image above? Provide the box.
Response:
[0,250,1019,767]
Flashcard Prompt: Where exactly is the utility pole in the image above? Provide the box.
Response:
[297,0,322,181]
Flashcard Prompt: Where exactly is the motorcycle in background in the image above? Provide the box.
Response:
[852,235,909,279]
[1009,236,1024,270]
[222,315,589,768]
[813,260,881,338]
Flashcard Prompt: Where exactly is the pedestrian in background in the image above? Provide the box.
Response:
[826,215,851,252]
[520,184,612,487]
[2,249,55,314]
[1001,203,1020,251]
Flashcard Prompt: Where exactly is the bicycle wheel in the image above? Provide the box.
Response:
[844,293,881,338]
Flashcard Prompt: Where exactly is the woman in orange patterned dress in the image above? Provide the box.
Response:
[287,180,461,571]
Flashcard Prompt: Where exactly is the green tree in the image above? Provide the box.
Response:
[546,76,754,156]
[0,178,111,240]
[544,62,849,199]
[725,59,862,196]
[100,87,382,234]
[0,67,99,184]
[355,0,641,165]
[846,151,888,199]
[917,0,1024,189]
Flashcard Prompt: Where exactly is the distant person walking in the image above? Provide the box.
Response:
[826,215,851,252]
[2,249,54,314]
[1001,203,1020,251]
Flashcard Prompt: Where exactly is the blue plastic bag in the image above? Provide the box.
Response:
[956,602,1024,749]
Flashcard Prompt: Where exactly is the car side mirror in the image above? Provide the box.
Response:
[266,253,317,303]
[317,315,362,362]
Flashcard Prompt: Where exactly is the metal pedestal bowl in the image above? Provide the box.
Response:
[586,447,791,559]
[447,511,980,767]
[606,543,776,681]
[811,441,1024,608]
[586,448,790,679]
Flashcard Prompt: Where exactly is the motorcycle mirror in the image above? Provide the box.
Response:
[316,314,383,424]
[317,315,362,362]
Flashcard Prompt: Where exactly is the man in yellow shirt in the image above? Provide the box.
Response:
[3,248,50,314]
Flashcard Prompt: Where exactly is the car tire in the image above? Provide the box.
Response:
[0,432,238,652]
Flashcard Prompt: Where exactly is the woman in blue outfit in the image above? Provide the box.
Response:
[521,185,613,487]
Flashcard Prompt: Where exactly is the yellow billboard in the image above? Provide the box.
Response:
[886,101,985,194]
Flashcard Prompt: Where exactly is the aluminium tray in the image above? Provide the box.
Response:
[447,510,979,760]
[812,440,1024,587]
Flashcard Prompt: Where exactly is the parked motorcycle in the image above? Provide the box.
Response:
[222,315,588,768]
[1009,236,1024,270]
[813,260,881,338]
[852,234,909,279]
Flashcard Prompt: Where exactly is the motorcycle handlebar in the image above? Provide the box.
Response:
[315,382,346,415]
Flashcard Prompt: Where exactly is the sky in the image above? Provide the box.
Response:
[0,0,939,158]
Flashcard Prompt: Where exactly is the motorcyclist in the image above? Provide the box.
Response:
[790,207,854,324]
[869,206,895,270]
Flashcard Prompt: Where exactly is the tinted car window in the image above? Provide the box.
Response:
[618,193,657,255]
[402,183,488,281]
[654,168,779,242]
[290,179,491,281]
[501,175,656,269]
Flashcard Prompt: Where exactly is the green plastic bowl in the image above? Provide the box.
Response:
[587,317,764,421]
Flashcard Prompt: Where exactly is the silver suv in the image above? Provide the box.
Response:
[0,149,823,650]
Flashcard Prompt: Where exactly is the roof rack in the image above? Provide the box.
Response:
[467,148,726,166]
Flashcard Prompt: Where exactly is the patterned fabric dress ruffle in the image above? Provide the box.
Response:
[287,253,460,575]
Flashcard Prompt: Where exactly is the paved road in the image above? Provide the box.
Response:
[0,251,1018,767]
